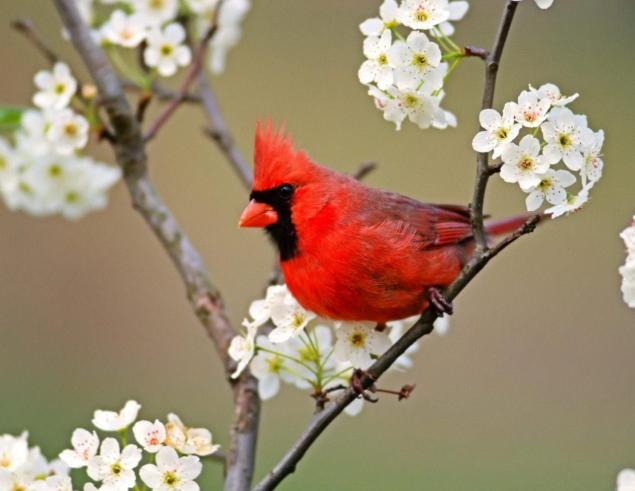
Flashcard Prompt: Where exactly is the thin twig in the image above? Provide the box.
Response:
[352,160,377,181]
[197,71,253,189]
[51,2,260,490]
[123,80,202,103]
[463,45,489,59]
[253,2,524,489]
[143,18,222,142]
[470,0,519,252]
[12,18,59,64]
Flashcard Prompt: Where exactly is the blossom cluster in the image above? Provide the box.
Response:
[472,83,604,218]
[358,0,469,130]
[228,284,449,416]
[0,400,219,491]
[0,63,121,219]
[619,216,635,308]
[78,0,250,77]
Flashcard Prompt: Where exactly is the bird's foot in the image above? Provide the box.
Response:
[350,369,378,403]
[427,287,454,316]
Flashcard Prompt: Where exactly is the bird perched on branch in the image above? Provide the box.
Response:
[239,123,532,322]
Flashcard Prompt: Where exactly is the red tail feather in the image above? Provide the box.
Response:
[484,214,542,236]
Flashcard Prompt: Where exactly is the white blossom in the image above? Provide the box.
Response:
[397,0,450,30]
[131,0,178,25]
[185,0,220,14]
[228,319,258,378]
[132,420,166,454]
[368,67,449,131]
[139,446,202,491]
[207,0,251,74]
[510,89,551,128]
[439,1,469,36]
[619,217,635,308]
[144,23,192,77]
[87,438,141,490]
[359,0,399,37]
[358,30,394,90]
[543,183,592,218]
[249,335,297,400]
[59,428,99,469]
[247,284,288,327]
[268,292,317,344]
[618,469,635,491]
[541,107,593,171]
[532,82,578,107]
[33,63,77,110]
[101,10,149,48]
[27,475,73,491]
[472,103,521,158]
[333,321,391,369]
[92,400,141,432]
[523,169,576,211]
[387,31,441,89]
[164,414,220,457]
[580,129,604,186]
[500,135,550,191]
[46,109,89,155]
[0,433,29,472]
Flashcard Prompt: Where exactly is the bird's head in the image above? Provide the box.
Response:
[238,122,323,260]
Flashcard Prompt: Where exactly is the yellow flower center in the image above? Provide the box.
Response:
[558,133,572,148]
[150,0,165,8]
[350,331,366,348]
[63,122,78,137]
[111,463,122,475]
[518,157,533,170]
[161,44,173,56]
[413,53,428,68]
[404,94,419,108]
[164,471,178,485]
[66,191,79,203]
[291,312,306,329]
[415,8,429,22]
[495,127,508,140]
[377,53,388,65]
[54,83,66,95]
[267,355,283,373]
[48,164,63,177]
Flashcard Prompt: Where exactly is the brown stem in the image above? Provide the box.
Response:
[463,45,489,59]
[197,70,253,189]
[12,18,59,64]
[50,2,260,490]
[470,0,519,252]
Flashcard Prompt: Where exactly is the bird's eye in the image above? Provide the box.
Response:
[278,184,293,200]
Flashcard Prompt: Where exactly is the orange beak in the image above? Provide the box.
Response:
[238,200,278,228]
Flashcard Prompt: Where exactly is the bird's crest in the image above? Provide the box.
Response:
[253,121,316,190]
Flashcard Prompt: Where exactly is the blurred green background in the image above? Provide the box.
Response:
[1,1,634,489]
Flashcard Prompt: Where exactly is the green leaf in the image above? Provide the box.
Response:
[0,105,27,132]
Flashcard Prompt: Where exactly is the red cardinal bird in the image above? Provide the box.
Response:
[239,123,531,323]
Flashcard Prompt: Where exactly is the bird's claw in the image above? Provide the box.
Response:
[428,287,454,316]
[350,369,378,403]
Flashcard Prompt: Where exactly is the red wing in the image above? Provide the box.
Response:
[359,190,474,248]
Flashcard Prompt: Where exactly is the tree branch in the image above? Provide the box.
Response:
[50,2,260,489]
[143,15,222,142]
[12,18,60,64]
[253,2,524,489]
[470,0,519,251]
[197,70,253,189]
